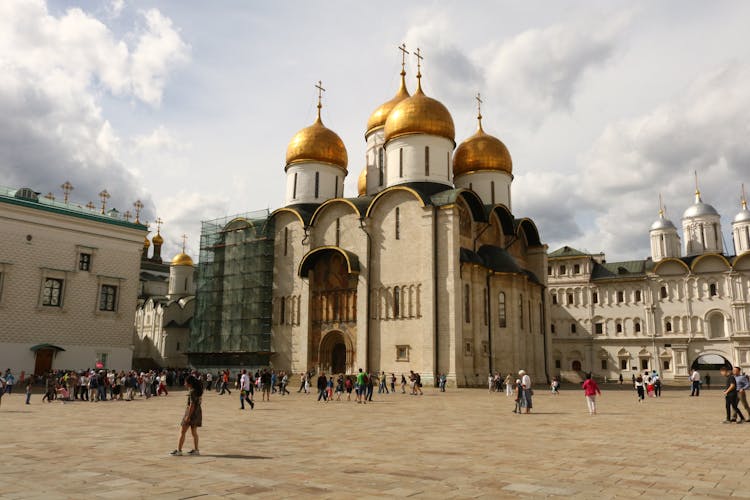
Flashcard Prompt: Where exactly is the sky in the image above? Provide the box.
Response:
[2,0,750,262]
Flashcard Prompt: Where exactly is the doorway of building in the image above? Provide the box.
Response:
[572,360,582,371]
[331,342,346,374]
[319,330,351,375]
[34,349,54,375]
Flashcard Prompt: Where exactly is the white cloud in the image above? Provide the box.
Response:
[156,191,228,259]
[0,0,189,221]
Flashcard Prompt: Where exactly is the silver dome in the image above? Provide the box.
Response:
[682,201,719,219]
[734,209,750,224]
[650,217,676,231]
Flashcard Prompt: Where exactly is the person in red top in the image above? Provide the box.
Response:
[582,373,602,415]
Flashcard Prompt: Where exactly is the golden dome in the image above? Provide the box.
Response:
[143,236,150,247]
[152,232,164,245]
[285,112,348,172]
[453,118,512,177]
[366,72,410,136]
[384,79,455,144]
[171,252,194,267]
[357,169,367,196]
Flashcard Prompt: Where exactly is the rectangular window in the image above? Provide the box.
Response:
[399,148,404,177]
[464,284,471,323]
[498,292,507,328]
[293,172,298,199]
[547,266,552,275]
[491,181,496,205]
[592,292,598,304]
[573,264,580,274]
[571,323,577,334]
[99,285,117,311]
[641,359,649,370]
[280,298,286,325]
[551,324,556,334]
[314,172,320,199]
[567,293,574,305]
[425,146,430,176]
[601,360,607,370]
[464,341,472,356]
[559,265,566,275]
[554,359,561,369]
[396,345,409,362]
[334,176,339,198]
[617,291,624,303]
[335,218,340,247]
[635,290,642,302]
[552,295,558,305]
[483,290,488,326]
[663,360,670,370]
[595,322,603,334]
[42,278,63,307]
[79,253,91,271]
[395,207,400,240]
[284,227,289,256]
[620,359,628,370]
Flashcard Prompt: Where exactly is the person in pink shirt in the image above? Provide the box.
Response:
[582,373,602,415]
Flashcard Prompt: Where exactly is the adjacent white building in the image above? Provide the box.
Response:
[548,186,750,383]
[0,186,147,374]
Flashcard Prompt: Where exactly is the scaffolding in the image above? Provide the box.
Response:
[188,209,274,368]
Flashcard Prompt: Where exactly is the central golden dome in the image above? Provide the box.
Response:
[453,118,512,177]
[285,113,348,172]
[152,232,164,245]
[366,72,410,136]
[171,252,194,267]
[384,80,455,144]
[357,168,367,196]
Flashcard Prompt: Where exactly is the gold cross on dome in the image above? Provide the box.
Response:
[476,92,483,118]
[414,47,423,76]
[60,181,73,204]
[155,217,163,234]
[133,199,144,224]
[181,233,188,253]
[398,43,409,71]
[123,210,132,222]
[98,189,110,214]
[85,201,95,210]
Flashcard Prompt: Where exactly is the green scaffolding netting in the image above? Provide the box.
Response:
[189,210,274,360]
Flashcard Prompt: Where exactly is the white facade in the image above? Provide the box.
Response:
[0,187,146,374]
[454,170,512,209]
[384,135,453,188]
[649,213,681,262]
[682,193,723,256]
[733,200,750,255]
[365,129,387,195]
[285,163,346,205]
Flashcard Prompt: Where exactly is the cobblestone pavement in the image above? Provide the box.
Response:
[0,384,748,499]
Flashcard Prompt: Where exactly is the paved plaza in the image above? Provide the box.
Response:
[1,383,749,499]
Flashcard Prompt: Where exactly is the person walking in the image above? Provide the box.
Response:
[170,375,203,456]
[634,375,645,402]
[690,369,701,396]
[551,376,560,395]
[504,373,513,396]
[279,372,290,395]
[582,373,602,415]
[356,369,366,404]
[25,377,33,405]
[260,370,272,402]
[519,370,532,413]
[721,366,745,423]
[219,371,231,396]
[239,370,254,410]
[390,373,396,393]
[512,379,523,414]
[316,372,328,402]
[297,373,306,393]
[378,371,389,394]
[734,367,750,417]
[400,373,407,394]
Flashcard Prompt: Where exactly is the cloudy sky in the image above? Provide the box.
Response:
[3,0,750,261]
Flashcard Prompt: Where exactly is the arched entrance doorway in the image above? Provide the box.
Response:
[691,353,732,371]
[572,360,582,371]
[319,331,351,375]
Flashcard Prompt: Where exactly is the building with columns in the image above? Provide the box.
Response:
[189,49,550,386]
[548,185,750,383]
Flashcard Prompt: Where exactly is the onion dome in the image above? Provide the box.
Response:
[357,169,367,196]
[285,99,348,172]
[384,74,454,144]
[682,191,719,218]
[453,113,512,177]
[735,197,750,223]
[152,232,164,245]
[171,252,194,266]
[366,71,410,136]
[143,236,150,247]
[650,213,676,231]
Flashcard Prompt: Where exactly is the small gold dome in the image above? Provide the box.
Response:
[384,81,455,144]
[453,119,512,177]
[143,236,150,247]
[366,72,410,136]
[152,232,164,245]
[357,169,367,196]
[285,114,348,172]
[171,252,194,267]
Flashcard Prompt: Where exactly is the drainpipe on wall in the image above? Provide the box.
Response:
[433,206,440,387]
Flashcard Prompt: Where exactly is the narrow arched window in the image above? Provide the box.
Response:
[635,320,641,333]
[483,290,488,326]
[314,172,320,198]
[378,148,384,186]
[425,146,430,176]
[660,286,668,299]
[292,173,298,199]
[709,283,717,297]
[491,181,496,205]
[280,298,286,325]
[284,227,289,256]
[334,175,339,198]
[395,207,400,240]
[519,294,524,329]
[335,218,340,247]
[464,284,471,323]
[666,321,672,332]
[394,287,400,318]
[498,292,507,327]
[399,148,404,177]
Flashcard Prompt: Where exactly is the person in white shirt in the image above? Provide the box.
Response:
[690,369,701,397]
[519,370,533,413]
[239,370,254,410]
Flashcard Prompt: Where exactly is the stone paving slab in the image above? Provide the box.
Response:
[0,386,747,498]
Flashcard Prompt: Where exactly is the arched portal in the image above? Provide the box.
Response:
[319,330,352,375]
[572,360,582,371]
[691,353,732,371]
[707,311,726,338]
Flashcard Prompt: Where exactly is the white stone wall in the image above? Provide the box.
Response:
[365,129,386,195]
[284,163,347,205]
[454,171,512,209]
[0,201,145,373]
[384,135,453,188]
[682,214,723,256]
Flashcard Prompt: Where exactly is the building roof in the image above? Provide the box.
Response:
[460,245,541,284]
[591,260,647,281]
[0,185,147,230]
[548,246,589,259]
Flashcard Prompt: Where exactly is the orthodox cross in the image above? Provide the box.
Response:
[155,217,163,235]
[60,181,73,204]
[181,233,188,252]
[398,43,409,72]
[44,192,55,201]
[476,92,483,126]
[123,210,132,222]
[315,80,325,118]
[133,199,144,224]
[85,201,95,210]
[414,47,423,77]
[694,170,701,199]
[98,189,110,214]
[742,183,747,210]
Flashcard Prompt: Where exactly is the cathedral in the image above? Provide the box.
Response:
[189,48,550,386]
[548,183,750,383]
